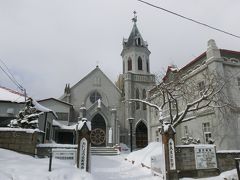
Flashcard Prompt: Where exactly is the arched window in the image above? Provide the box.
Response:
[128,57,132,71]
[136,88,140,109]
[142,89,147,110]
[138,57,143,70]
[146,61,149,73]
[137,38,141,46]
[89,91,102,104]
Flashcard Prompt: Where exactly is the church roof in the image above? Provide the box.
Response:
[38,97,73,106]
[60,66,121,100]
[123,14,148,49]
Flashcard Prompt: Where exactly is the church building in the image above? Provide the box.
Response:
[39,14,155,148]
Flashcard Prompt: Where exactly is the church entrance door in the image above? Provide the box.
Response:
[90,114,106,147]
[136,121,148,148]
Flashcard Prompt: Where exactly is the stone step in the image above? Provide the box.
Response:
[91,147,119,156]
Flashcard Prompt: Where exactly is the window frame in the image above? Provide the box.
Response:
[138,57,143,70]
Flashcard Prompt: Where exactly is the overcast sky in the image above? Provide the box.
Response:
[0,0,240,100]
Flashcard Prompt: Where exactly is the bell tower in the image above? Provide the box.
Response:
[121,11,151,75]
[121,12,155,149]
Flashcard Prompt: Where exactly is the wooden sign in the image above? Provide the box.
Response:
[79,138,88,171]
[52,148,77,165]
[195,145,217,169]
[168,138,176,170]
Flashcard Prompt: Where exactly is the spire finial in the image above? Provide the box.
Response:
[132,11,137,23]
[96,60,100,68]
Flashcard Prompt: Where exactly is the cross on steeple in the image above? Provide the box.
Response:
[132,11,137,23]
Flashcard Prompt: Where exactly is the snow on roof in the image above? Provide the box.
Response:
[36,143,77,148]
[176,144,216,148]
[217,150,240,153]
[0,127,43,133]
[0,86,26,103]
[32,99,58,118]
[52,120,77,130]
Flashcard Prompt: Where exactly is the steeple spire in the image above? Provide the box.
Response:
[122,11,148,49]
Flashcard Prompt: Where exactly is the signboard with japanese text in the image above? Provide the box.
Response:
[194,145,217,169]
[52,148,77,165]
[168,138,176,170]
[79,138,88,171]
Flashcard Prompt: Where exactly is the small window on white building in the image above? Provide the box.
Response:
[202,122,212,143]
[46,122,51,141]
[237,77,240,90]
[89,91,102,104]
[184,126,188,136]
[56,112,69,121]
[7,108,14,114]
[204,132,212,143]
[198,81,205,94]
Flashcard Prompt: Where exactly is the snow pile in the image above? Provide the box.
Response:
[180,169,238,180]
[126,142,163,167]
[119,143,130,153]
[0,148,92,180]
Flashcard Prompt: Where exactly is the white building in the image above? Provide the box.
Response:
[147,39,240,150]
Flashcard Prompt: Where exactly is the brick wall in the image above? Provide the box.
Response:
[0,128,44,155]
[217,151,240,172]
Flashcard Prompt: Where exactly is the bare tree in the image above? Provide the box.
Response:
[127,69,234,131]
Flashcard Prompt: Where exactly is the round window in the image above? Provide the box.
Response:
[89,91,102,104]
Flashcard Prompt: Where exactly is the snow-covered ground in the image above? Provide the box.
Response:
[126,142,163,168]
[0,147,158,180]
[91,155,159,180]
[0,143,239,180]
[0,148,92,180]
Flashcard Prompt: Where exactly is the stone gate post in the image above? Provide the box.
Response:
[161,123,178,180]
[77,107,91,172]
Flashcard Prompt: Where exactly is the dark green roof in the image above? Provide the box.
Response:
[123,23,148,48]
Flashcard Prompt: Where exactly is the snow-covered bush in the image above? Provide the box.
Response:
[9,98,42,129]
[181,135,200,145]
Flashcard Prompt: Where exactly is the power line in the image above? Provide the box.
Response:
[0,59,27,101]
[137,0,240,39]
[0,59,24,90]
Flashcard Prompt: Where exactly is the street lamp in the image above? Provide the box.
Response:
[128,118,134,152]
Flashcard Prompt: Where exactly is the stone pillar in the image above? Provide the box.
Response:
[161,124,178,180]
[111,108,117,145]
[76,107,91,172]
[128,118,134,152]
[206,39,221,60]
[79,105,86,120]
[117,122,120,144]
